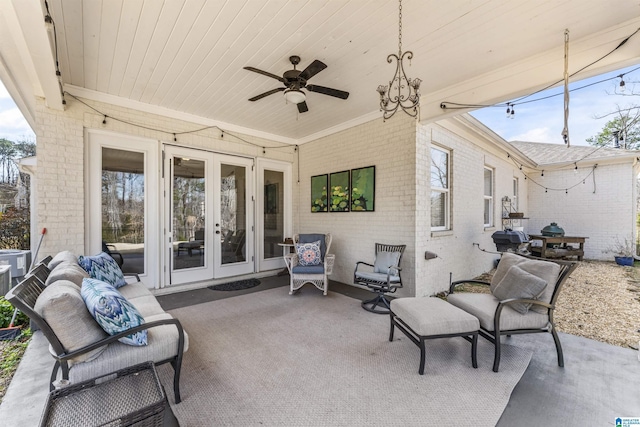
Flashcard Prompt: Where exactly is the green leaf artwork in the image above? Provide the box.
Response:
[329,171,350,212]
[311,174,328,212]
[350,166,375,211]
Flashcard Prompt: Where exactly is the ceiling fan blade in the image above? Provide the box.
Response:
[297,101,309,113]
[243,66,285,83]
[248,87,285,102]
[307,84,349,100]
[298,60,327,81]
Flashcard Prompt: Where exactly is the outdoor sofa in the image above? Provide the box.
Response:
[5,250,188,403]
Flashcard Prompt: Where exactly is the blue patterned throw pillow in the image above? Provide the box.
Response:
[296,240,322,266]
[81,278,147,346]
[78,252,126,288]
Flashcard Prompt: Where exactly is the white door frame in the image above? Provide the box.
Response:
[256,159,292,272]
[86,129,160,287]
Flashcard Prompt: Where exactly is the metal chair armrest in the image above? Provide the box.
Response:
[449,279,490,293]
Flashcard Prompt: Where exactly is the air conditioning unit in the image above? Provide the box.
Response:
[0,250,31,283]
[0,265,11,297]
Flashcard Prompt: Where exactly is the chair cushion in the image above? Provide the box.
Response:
[491,265,548,314]
[490,253,561,314]
[34,280,108,363]
[44,261,89,288]
[296,240,322,266]
[355,271,401,284]
[298,234,327,259]
[81,278,147,346]
[374,251,401,274]
[78,252,127,288]
[292,265,325,274]
[48,251,78,270]
[391,297,479,336]
[447,293,549,331]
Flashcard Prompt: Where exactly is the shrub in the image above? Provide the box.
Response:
[0,207,29,250]
[0,297,28,328]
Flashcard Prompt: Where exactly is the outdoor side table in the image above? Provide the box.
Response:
[40,362,167,427]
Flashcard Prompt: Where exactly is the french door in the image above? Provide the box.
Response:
[164,146,254,285]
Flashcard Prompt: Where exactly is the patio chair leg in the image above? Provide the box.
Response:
[419,338,426,375]
[361,293,391,314]
[171,359,182,404]
[493,331,501,372]
[471,333,478,368]
[389,314,395,341]
[551,327,565,367]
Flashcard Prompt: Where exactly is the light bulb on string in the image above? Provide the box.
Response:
[541,170,544,178]
[545,188,548,193]
[574,163,578,174]
[510,106,515,119]
[506,104,511,118]
[619,75,626,92]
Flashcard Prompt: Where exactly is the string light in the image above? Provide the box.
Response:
[541,170,544,177]
[506,103,511,118]
[102,115,107,125]
[619,74,626,92]
[574,163,578,173]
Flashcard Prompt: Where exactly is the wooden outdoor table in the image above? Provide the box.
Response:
[528,235,587,261]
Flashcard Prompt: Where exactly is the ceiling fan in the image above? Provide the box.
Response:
[243,55,349,113]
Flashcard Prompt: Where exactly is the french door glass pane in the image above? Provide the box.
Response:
[173,157,205,270]
[264,170,284,259]
[221,164,247,264]
[101,148,145,274]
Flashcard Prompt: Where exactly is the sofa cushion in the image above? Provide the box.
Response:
[126,295,167,318]
[48,251,78,270]
[45,261,89,288]
[81,278,147,346]
[34,280,108,362]
[118,281,153,300]
[374,251,401,274]
[296,240,322,266]
[491,265,548,314]
[68,313,189,380]
[78,252,126,288]
[390,297,479,336]
[447,293,549,331]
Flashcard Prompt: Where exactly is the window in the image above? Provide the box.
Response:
[431,146,450,230]
[484,167,494,227]
[512,177,519,211]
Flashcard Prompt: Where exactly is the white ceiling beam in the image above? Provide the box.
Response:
[7,0,64,111]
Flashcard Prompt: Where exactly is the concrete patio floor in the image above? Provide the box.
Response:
[1,275,638,426]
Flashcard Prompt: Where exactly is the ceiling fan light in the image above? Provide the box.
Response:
[284,89,306,104]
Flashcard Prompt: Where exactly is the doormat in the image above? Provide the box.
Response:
[208,278,261,291]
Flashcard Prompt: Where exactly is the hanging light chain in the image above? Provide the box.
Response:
[398,0,403,55]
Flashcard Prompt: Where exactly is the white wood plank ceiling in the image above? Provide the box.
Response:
[11,0,640,141]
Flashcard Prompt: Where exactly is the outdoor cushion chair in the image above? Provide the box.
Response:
[447,252,578,372]
[284,233,334,295]
[354,243,406,314]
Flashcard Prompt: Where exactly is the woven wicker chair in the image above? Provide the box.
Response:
[284,233,334,295]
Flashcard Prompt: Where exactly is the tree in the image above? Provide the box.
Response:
[586,77,640,149]
[586,112,640,149]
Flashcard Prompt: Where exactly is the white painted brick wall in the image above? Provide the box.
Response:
[298,116,528,297]
[526,162,637,260]
[34,97,294,259]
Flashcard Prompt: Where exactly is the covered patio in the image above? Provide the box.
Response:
[1,277,638,426]
[1,0,640,425]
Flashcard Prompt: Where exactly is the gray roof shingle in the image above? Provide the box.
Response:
[508,141,638,166]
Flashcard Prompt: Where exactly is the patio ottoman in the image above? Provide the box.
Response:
[389,297,480,374]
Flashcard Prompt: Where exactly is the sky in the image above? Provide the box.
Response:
[0,83,35,142]
[471,64,640,147]
[0,64,638,146]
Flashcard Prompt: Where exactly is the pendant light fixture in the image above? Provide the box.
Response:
[377,0,421,121]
